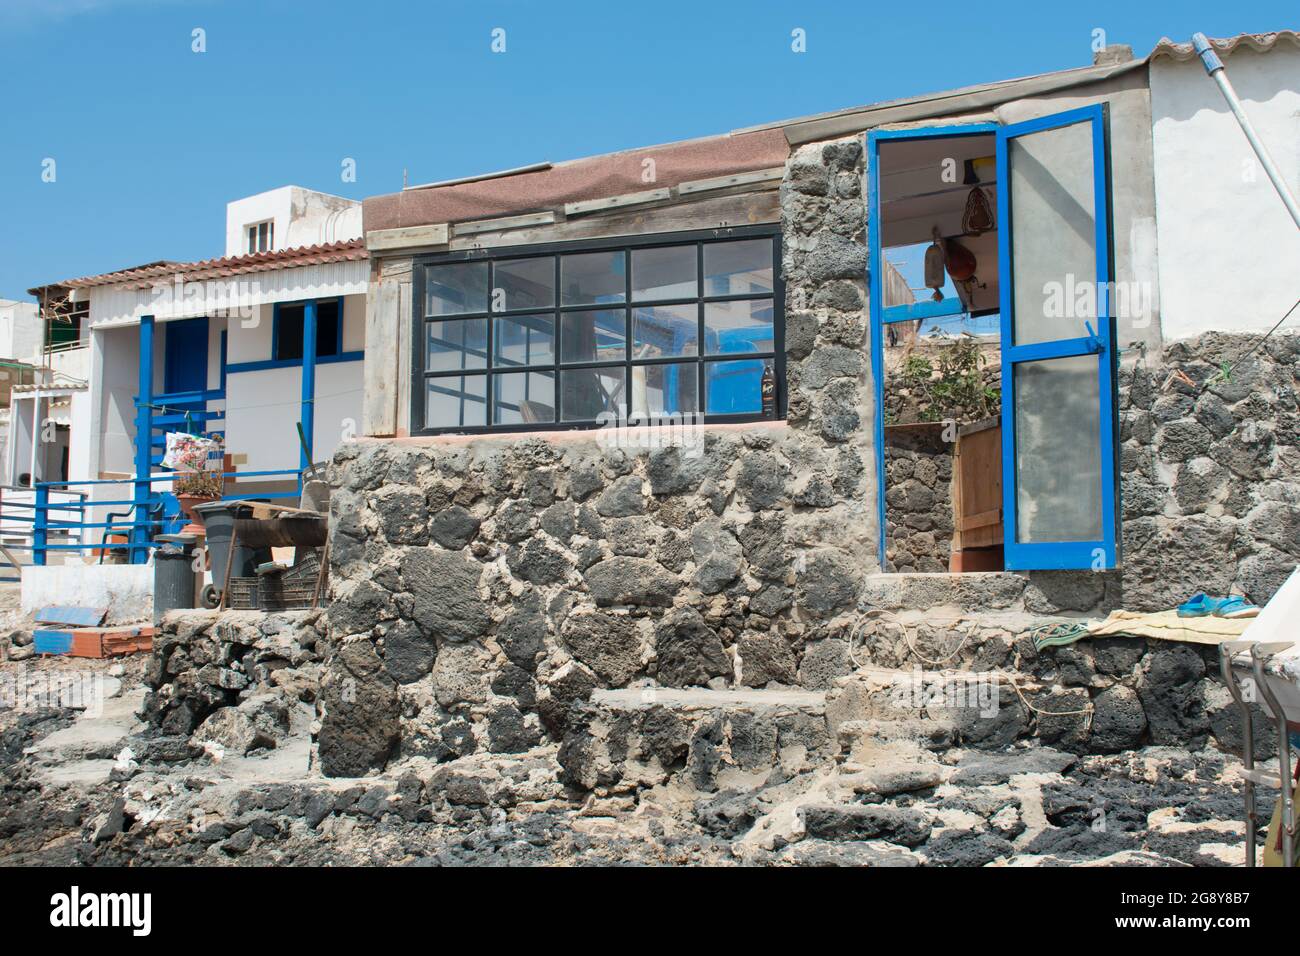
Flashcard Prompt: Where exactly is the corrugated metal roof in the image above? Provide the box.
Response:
[1149,30,1300,61]
[31,240,367,294]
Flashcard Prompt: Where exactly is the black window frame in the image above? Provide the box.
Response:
[410,226,785,435]
[273,298,342,362]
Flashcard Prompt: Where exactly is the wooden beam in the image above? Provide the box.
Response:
[449,191,780,251]
[366,223,450,252]
[363,278,401,436]
[453,210,556,236]
[564,188,671,217]
[677,166,785,195]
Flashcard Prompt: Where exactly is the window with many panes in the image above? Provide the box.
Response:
[413,230,782,432]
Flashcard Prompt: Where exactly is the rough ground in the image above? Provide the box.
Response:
[0,650,1275,867]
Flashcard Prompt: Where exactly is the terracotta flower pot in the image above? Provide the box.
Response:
[176,493,217,537]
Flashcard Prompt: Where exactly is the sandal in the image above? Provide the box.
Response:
[1214,595,1259,619]
[1177,592,1226,617]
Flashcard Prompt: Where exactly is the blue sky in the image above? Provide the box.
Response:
[0,0,1292,297]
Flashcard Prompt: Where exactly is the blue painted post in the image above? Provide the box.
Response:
[300,299,317,475]
[131,314,155,565]
[33,483,48,566]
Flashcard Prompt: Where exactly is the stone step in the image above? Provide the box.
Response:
[558,685,831,795]
[861,570,1116,617]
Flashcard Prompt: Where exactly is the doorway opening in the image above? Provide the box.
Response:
[873,128,1005,572]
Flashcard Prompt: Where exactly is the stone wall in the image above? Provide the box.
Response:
[317,137,881,776]
[142,610,326,756]
[883,425,953,573]
[318,136,1297,780]
[1117,331,1299,611]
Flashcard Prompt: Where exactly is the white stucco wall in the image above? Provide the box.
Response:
[0,299,42,360]
[222,292,365,474]
[224,186,362,258]
[1150,46,1300,340]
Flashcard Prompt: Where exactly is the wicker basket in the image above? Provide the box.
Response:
[226,577,260,610]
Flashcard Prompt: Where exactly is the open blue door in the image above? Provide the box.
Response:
[996,104,1118,570]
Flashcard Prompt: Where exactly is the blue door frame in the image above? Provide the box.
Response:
[866,112,1118,572]
[996,104,1118,570]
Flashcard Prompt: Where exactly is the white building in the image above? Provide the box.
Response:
[23,186,367,566]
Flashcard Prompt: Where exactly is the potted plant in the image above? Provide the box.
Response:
[165,433,224,533]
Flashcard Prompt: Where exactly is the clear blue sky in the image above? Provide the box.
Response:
[0,0,1291,297]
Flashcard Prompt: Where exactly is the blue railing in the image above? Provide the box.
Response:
[2,469,304,568]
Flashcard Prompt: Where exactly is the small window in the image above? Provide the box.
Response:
[274,300,341,361]
[247,221,274,254]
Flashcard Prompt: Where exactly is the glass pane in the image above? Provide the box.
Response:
[632,363,698,419]
[426,318,488,372]
[633,304,697,358]
[704,300,774,355]
[561,250,626,305]
[494,314,554,367]
[1014,354,1103,543]
[426,374,487,429]
[426,262,489,317]
[1008,120,1097,345]
[704,239,773,296]
[561,367,625,422]
[276,304,304,361]
[561,309,625,364]
[493,370,555,425]
[705,359,766,415]
[316,300,341,358]
[492,257,554,311]
[632,246,697,301]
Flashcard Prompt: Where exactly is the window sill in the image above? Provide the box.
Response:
[378,417,790,447]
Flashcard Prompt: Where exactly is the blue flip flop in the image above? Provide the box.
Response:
[1177,592,1226,617]
[1214,595,1258,619]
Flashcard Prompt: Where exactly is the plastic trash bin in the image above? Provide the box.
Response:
[153,540,196,625]
[192,500,269,606]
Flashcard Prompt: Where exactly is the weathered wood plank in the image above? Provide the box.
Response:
[453,210,557,236]
[366,223,450,252]
[677,166,785,195]
[363,278,401,436]
[449,191,780,251]
[564,188,672,217]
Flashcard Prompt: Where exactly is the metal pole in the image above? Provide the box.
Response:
[1220,643,1258,866]
[1251,643,1297,867]
[27,392,41,487]
[299,299,317,477]
[131,315,155,565]
[1192,33,1300,231]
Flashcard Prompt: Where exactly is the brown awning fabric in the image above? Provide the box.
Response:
[363,128,790,233]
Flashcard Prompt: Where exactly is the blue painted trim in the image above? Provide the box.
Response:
[131,314,155,565]
[225,351,363,375]
[32,484,48,566]
[869,122,999,142]
[866,130,887,570]
[997,103,1118,571]
[300,299,317,471]
[866,123,999,570]
[881,298,967,324]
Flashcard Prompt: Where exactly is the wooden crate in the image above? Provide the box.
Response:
[951,417,1004,569]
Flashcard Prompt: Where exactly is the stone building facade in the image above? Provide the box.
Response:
[313,46,1300,778]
